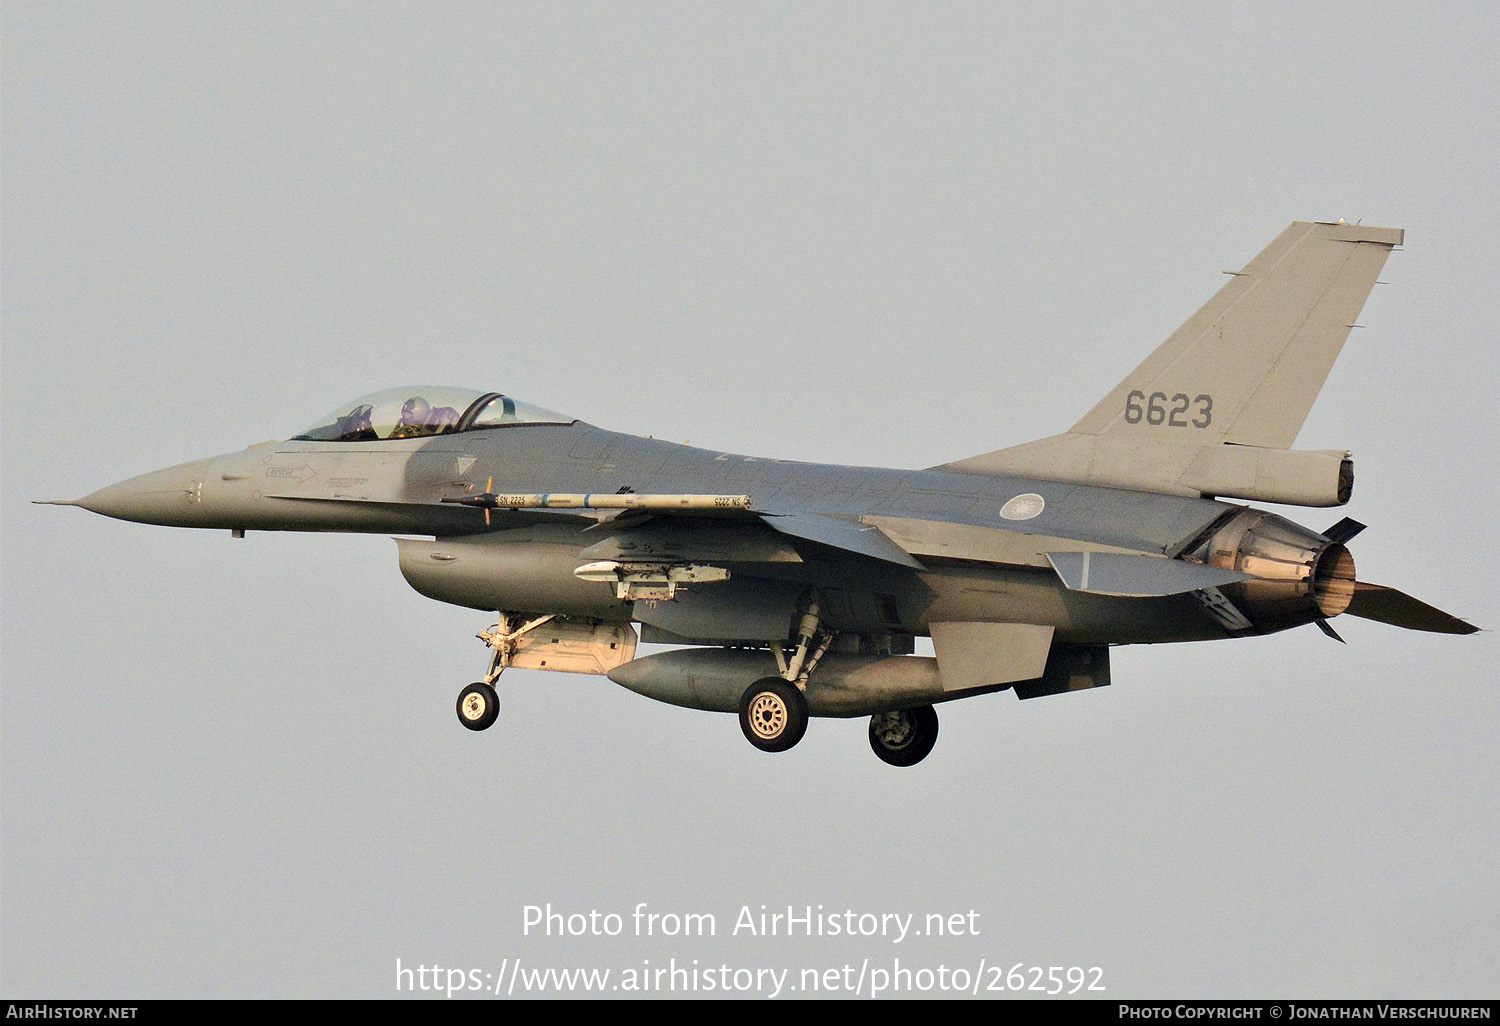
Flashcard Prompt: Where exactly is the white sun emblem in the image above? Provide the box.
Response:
[1000,493,1045,521]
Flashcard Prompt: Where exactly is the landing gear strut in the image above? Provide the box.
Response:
[454,612,555,731]
[869,705,939,767]
[738,598,832,754]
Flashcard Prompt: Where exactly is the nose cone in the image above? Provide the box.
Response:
[76,458,218,526]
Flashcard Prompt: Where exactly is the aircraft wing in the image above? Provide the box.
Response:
[760,513,926,569]
[271,488,932,572]
[582,509,925,569]
[466,494,924,568]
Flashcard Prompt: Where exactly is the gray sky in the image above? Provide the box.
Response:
[3,1,1496,999]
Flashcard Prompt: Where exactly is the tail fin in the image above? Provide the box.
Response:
[938,221,1403,506]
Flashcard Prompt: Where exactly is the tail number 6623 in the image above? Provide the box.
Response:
[1124,391,1212,428]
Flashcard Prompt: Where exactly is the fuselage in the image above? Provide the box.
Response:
[77,420,1342,647]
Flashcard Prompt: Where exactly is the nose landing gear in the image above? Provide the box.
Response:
[453,612,556,731]
[457,681,500,731]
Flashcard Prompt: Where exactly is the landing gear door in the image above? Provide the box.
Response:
[508,621,639,675]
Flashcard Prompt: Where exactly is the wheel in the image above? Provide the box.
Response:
[869,705,939,766]
[738,677,809,753]
[457,682,500,731]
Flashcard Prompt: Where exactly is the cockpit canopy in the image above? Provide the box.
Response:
[293,387,575,442]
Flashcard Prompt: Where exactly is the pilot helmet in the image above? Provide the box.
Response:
[400,397,432,423]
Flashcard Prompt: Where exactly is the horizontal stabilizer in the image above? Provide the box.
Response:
[762,513,925,569]
[1047,551,1253,597]
[1345,582,1479,635]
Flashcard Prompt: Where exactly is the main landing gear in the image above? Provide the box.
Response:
[738,600,831,754]
[454,612,556,732]
[734,600,940,766]
[868,705,939,767]
[739,677,808,752]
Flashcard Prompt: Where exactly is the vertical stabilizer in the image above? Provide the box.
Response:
[937,221,1403,506]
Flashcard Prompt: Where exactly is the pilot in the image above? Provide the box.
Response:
[390,397,434,439]
[428,404,460,431]
[390,396,461,438]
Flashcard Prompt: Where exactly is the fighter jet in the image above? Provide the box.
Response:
[44,221,1476,766]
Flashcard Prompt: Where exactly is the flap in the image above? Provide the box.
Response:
[864,514,1146,567]
[1047,551,1252,597]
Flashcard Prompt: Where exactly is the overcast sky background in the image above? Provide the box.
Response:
[4,2,1496,999]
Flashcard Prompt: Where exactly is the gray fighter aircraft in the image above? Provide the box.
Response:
[45,221,1476,766]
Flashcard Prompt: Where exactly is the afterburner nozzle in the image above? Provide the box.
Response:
[1206,508,1358,631]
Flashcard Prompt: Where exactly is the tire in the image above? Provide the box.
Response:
[738,677,809,753]
[868,705,939,766]
[457,682,500,731]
